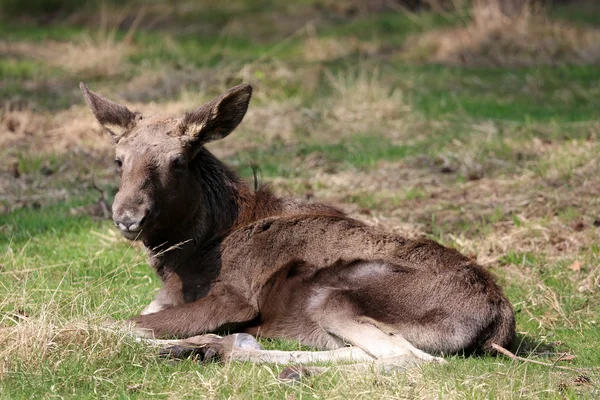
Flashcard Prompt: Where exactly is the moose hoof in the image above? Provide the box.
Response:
[232,333,262,350]
[160,345,204,360]
[279,366,303,381]
[278,365,327,381]
[162,345,221,362]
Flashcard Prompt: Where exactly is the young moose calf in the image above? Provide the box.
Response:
[81,83,515,369]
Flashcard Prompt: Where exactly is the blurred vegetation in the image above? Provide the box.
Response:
[0,0,89,17]
[1,0,600,398]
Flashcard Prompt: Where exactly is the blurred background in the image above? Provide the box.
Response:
[1,0,599,242]
[2,2,600,397]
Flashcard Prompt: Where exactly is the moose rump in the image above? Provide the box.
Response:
[250,258,511,356]
[218,214,515,358]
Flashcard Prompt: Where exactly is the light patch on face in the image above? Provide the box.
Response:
[116,117,184,153]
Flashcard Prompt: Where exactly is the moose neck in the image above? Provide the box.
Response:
[143,147,255,255]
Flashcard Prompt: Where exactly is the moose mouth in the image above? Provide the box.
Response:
[117,226,144,241]
[120,229,143,241]
[120,229,142,240]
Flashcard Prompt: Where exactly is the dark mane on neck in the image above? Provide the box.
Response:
[194,149,314,235]
[194,148,256,238]
[144,147,343,259]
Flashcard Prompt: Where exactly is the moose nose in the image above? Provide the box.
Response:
[114,212,147,232]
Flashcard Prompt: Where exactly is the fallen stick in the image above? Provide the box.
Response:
[491,343,586,372]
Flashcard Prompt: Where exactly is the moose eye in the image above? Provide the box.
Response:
[114,158,123,169]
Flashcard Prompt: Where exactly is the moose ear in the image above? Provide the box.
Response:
[179,84,252,146]
[80,82,139,143]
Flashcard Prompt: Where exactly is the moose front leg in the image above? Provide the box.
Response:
[132,285,258,339]
[141,299,167,315]
[140,275,186,315]
[141,288,180,315]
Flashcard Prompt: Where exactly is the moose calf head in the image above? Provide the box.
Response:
[80,83,253,241]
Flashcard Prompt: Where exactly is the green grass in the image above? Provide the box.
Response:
[550,1,600,28]
[396,64,600,122]
[233,134,422,178]
[321,11,461,42]
[0,201,149,317]
[0,22,84,41]
[2,201,599,398]
[0,59,48,81]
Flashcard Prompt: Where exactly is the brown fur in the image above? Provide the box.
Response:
[81,83,515,356]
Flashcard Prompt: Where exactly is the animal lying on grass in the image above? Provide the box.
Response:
[80,82,515,374]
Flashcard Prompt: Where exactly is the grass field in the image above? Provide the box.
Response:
[1,0,600,398]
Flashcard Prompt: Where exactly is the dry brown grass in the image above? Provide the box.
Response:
[1,317,84,368]
[0,106,112,156]
[1,4,141,79]
[184,64,413,150]
[322,67,412,137]
[0,312,140,383]
[2,31,135,79]
[302,25,380,62]
[242,99,307,144]
[293,131,600,268]
[1,108,53,151]
[303,35,379,62]
[406,1,600,66]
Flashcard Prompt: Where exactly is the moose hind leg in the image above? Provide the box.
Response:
[327,317,444,363]
[314,294,445,363]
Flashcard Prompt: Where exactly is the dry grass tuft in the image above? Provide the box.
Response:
[302,26,379,62]
[323,67,411,137]
[3,30,135,79]
[1,107,53,151]
[406,1,600,66]
[0,105,113,157]
[0,312,118,371]
[2,5,140,79]
[578,263,600,294]
[0,318,140,386]
[243,99,307,144]
[120,67,217,103]
[53,32,135,78]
